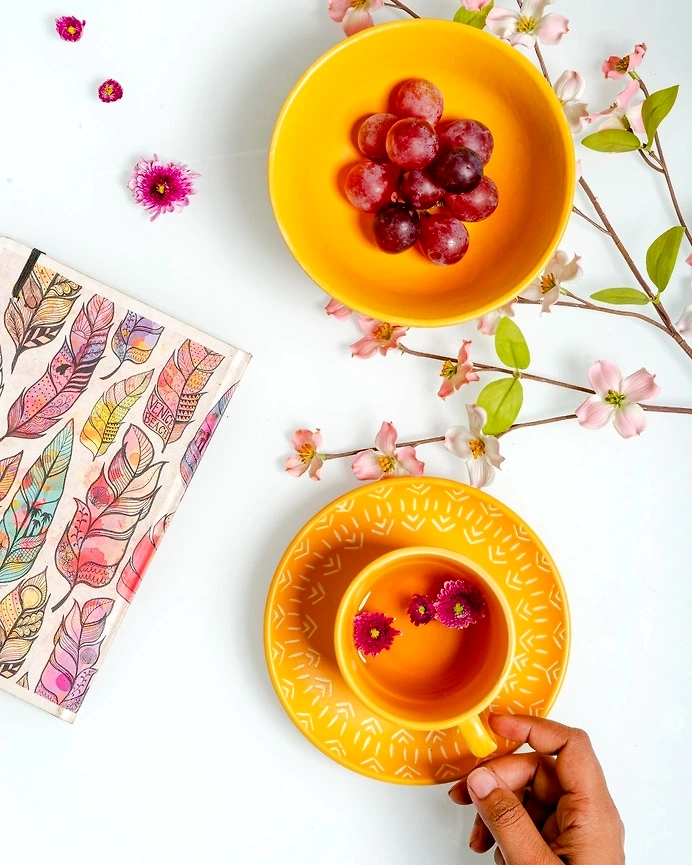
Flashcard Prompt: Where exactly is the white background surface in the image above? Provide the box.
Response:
[0,1,690,862]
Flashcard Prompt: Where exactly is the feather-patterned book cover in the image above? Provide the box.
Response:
[0,237,251,721]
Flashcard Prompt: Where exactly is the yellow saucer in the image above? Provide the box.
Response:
[264,478,570,785]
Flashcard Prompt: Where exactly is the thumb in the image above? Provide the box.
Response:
[466,767,556,865]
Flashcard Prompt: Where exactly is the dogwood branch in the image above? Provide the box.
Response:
[398,343,692,414]
[384,0,420,17]
[529,43,692,361]
[323,436,442,460]
[635,75,692,245]
[516,293,669,334]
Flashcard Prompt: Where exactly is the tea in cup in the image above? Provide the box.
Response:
[334,546,515,758]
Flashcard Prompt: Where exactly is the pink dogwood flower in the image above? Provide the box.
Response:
[602,43,647,79]
[438,341,480,399]
[352,421,424,480]
[350,317,408,359]
[460,0,493,8]
[554,70,589,134]
[486,0,569,48]
[325,298,352,320]
[476,300,517,335]
[444,405,504,489]
[521,250,582,313]
[328,0,383,37]
[575,360,660,438]
[285,429,325,480]
[586,79,645,134]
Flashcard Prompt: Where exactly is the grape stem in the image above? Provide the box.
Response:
[383,1,420,18]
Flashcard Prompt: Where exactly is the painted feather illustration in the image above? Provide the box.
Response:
[102,311,164,380]
[0,452,22,503]
[143,339,224,450]
[4,294,114,440]
[35,597,113,713]
[80,370,153,458]
[117,514,172,602]
[180,383,238,486]
[0,569,49,678]
[0,421,73,584]
[54,424,163,610]
[4,258,81,372]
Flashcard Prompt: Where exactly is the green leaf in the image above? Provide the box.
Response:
[590,288,651,306]
[645,226,685,292]
[477,378,523,436]
[495,318,530,370]
[453,0,493,28]
[641,85,679,150]
[581,129,641,153]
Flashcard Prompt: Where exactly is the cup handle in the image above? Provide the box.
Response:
[458,714,497,759]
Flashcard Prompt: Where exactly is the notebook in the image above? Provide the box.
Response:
[0,237,250,721]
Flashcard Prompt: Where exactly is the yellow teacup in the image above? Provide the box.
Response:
[334,546,515,759]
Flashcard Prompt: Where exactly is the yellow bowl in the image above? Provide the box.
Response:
[268,19,575,327]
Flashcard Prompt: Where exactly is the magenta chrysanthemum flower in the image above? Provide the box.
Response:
[407,593,435,626]
[433,579,487,629]
[128,155,200,221]
[353,611,401,657]
[98,79,123,103]
[55,16,85,42]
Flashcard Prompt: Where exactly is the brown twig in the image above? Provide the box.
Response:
[323,436,443,460]
[637,77,692,244]
[572,206,609,234]
[577,176,692,359]
[400,344,592,394]
[638,150,665,173]
[498,414,578,437]
[546,289,668,333]
[383,0,420,17]
[321,403,692,459]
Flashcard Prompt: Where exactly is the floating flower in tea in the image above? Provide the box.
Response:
[433,579,487,629]
[353,610,401,657]
[407,593,435,626]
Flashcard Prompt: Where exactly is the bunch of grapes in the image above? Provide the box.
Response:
[344,78,499,266]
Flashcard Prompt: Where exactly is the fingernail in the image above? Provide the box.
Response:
[448,784,465,805]
[468,824,480,850]
[467,767,499,799]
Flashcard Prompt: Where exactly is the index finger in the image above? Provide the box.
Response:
[489,713,609,799]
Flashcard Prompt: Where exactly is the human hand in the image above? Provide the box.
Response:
[448,714,625,865]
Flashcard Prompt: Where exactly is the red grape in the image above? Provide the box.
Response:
[399,170,445,209]
[345,161,399,212]
[386,118,439,169]
[431,147,483,193]
[444,176,499,222]
[357,113,398,161]
[439,119,494,165]
[373,202,420,253]
[419,213,469,266]
[395,79,444,125]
